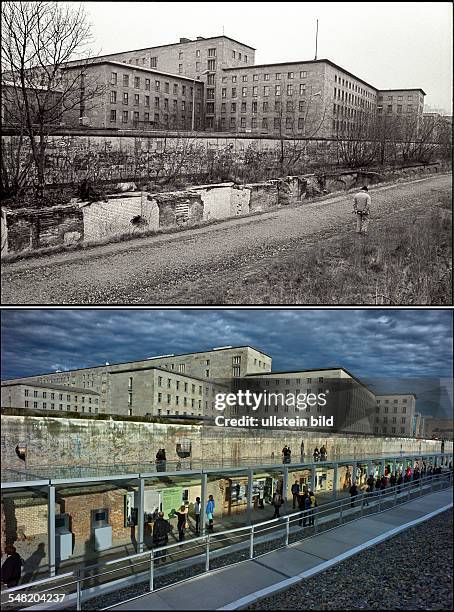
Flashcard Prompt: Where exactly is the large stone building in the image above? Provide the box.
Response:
[374,394,417,437]
[1,346,427,438]
[62,60,205,130]
[39,34,425,137]
[1,346,271,418]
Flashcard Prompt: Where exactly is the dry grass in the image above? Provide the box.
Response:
[207,195,452,305]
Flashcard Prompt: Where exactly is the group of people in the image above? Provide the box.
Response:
[348,463,447,507]
[273,482,317,527]
[313,445,327,461]
[151,493,215,559]
[281,444,328,463]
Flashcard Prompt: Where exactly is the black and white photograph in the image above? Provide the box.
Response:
[0,1,453,610]
[0,1,452,305]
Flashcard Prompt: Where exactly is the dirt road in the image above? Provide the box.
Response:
[1,173,451,305]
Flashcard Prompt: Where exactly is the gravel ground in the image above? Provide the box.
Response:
[248,508,453,611]
[1,174,451,304]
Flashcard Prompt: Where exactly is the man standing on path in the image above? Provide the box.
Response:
[353,186,371,234]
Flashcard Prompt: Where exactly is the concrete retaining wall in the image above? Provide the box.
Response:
[1,162,450,257]
[1,413,450,471]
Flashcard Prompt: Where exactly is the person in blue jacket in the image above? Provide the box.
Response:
[206,495,215,531]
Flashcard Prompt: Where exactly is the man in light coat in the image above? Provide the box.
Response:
[353,186,371,234]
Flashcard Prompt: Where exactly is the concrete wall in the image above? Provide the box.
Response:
[1,204,83,256]
[81,193,159,242]
[2,162,449,257]
[1,413,450,472]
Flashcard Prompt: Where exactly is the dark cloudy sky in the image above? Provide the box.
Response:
[1,307,452,383]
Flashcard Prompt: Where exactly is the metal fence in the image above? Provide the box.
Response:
[1,470,452,611]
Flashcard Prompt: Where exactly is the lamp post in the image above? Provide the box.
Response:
[192,69,210,132]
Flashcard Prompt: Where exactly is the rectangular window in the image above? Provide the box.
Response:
[231,102,236,112]
[111,72,117,85]
[252,86,258,97]
[155,80,160,91]
[288,72,294,79]
[242,87,247,97]
[299,83,306,95]
[134,94,139,105]
[263,101,269,112]
[110,91,117,104]
[123,92,128,105]
[232,87,237,98]
[145,78,150,91]
[134,76,140,88]
[150,57,157,68]
[164,82,169,93]
[275,84,281,96]
[110,109,117,122]
[145,95,150,107]
[207,59,216,71]
[300,71,307,78]
[123,74,129,87]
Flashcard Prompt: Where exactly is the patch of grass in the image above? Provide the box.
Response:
[216,196,453,305]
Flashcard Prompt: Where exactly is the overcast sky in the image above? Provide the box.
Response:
[1,309,452,416]
[76,1,453,112]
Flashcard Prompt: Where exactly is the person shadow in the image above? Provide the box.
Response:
[80,536,100,591]
[21,543,46,584]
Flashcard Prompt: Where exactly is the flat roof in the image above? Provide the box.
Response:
[65,35,255,65]
[1,381,100,395]
[378,88,426,95]
[1,346,271,382]
[246,367,376,394]
[64,60,202,83]
[222,58,378,92]
[375,393,417,399]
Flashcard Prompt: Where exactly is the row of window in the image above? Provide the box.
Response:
[216,117,307,130]
[223,71,308,84]
[157,394,202,408]
[374,426,407,434]
[377,398,409,403]
[334,88,373,108]
[109,110,199,125]
[24,400,98,412]
[377,105,416,114]
[221,101,309,113]
[221,84,309,98]
[334,74,374,98]
[24,389,97,402]
[111,92,197,110]
[156,377,204,393]
[110,73,197,96]
[376,416,407,423]
[379,95,417,102]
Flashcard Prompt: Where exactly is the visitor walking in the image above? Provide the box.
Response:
[320,445,327,461]
[175,505,188,542]
[206,495,215,531]
[309,490,317,526]
[397,472,403,492]
[194,497,201,535]
[152,512,171,563]
[313,447,320,462]
[1,545,23,588]
[272,489,283,519]
[291,481,300,509]
[349,481,358,507]
[297,490,309,527]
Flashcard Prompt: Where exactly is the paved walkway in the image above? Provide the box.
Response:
[110,488,452,610]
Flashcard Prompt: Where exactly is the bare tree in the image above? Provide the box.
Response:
[1,1,105,197]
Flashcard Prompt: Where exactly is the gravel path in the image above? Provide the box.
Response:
[248,508,453,610]
[1,174,451,304]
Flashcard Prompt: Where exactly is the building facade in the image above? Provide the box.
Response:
[1,346,271,418]
[53,35,424,137]
[374,394,417,437]
[62,60,204,130]
[1,347,428,438]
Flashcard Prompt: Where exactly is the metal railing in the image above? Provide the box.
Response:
[1,470,452,610]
